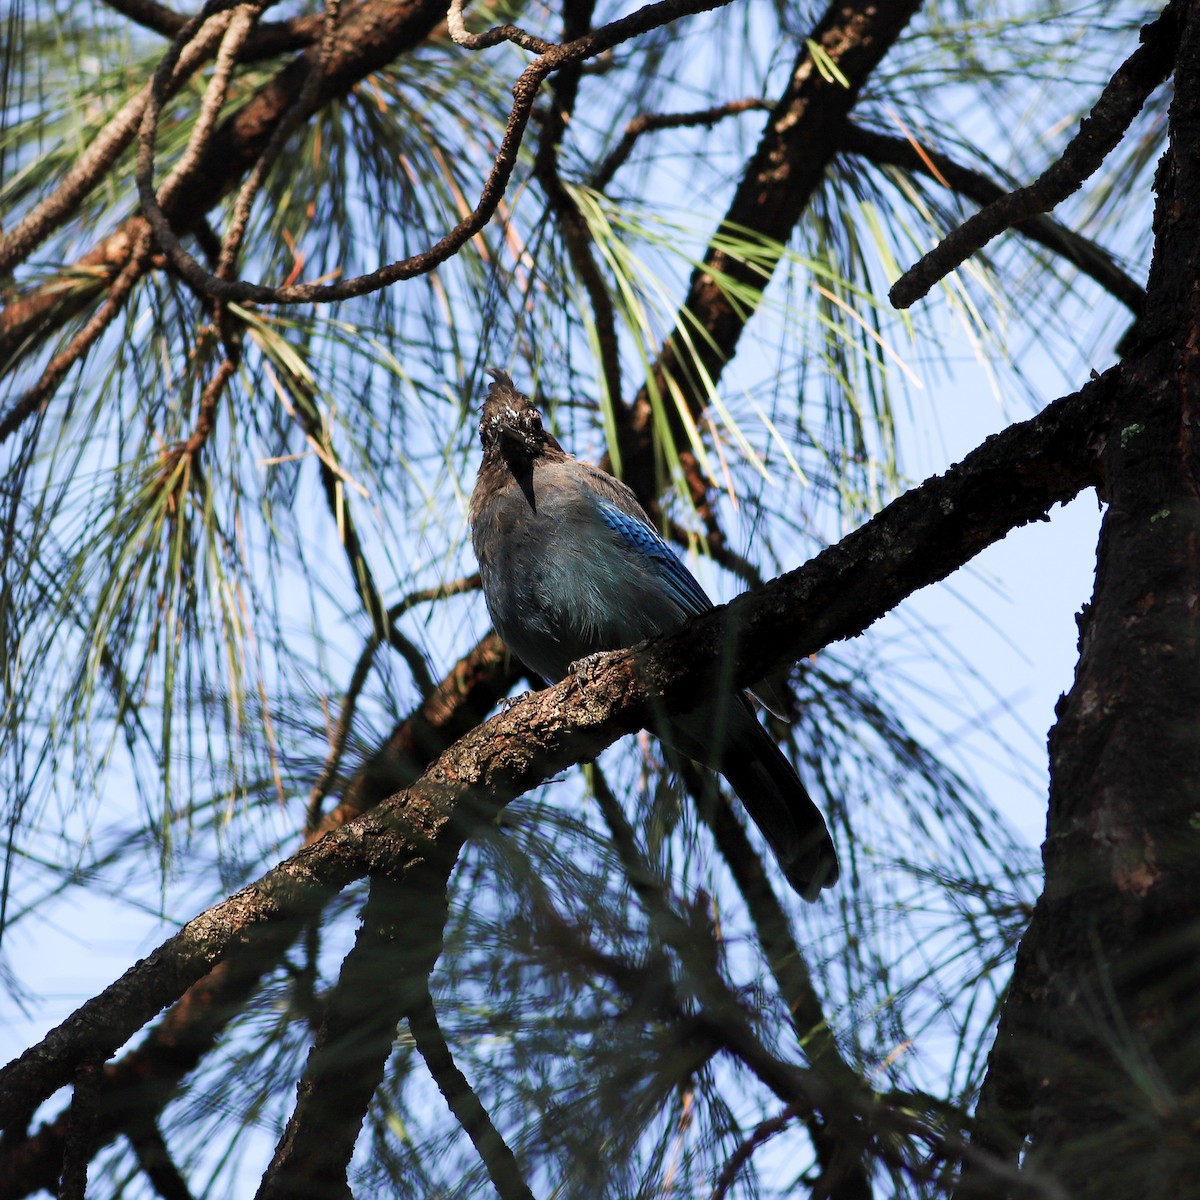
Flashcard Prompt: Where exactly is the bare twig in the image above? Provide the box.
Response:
[591,98,772,192]
[711,1105,799,1200]
[134,0,733,306]
[889,3,1179,309]
[840,122,1146,317]
[0,227,154,447]
[407,987,535,1200]
[215,0,342,283]
[156,4,265,214]
[446,0,555,53]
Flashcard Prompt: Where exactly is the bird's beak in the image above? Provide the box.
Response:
[498,421,538,455]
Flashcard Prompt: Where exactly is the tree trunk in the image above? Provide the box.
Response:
[969,3,1200,1195]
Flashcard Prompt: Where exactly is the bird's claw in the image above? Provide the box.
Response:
[568,650,611,686]
[499,690,535,712]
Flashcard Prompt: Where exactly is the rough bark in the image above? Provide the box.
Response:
[962,2,1200,1195]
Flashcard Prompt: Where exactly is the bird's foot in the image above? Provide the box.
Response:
[568,650,612,686]
[499,690,536,712]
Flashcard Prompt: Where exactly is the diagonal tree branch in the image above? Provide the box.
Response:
[889,1,1179,310]
[838,122,1146,317]
[610,0,924,507]
[0,360,1118,1130]
[0,629,516,1200]
[255,869,454,1200]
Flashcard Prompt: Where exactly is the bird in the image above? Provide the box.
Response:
[468,370,838,900]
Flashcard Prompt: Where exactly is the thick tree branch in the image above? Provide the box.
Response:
[0,629,515,1200]
[889,3,1179,310]
[959,3,1200,1193]
[0,363,1116,1129]
[255,869,452,1200]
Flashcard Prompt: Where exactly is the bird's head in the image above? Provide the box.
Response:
[478,370,557,462]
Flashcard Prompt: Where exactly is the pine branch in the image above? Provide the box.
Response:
[889,2,1179,310]
[839,122,1146,317]
[608,0,924,507]
[134,0,734,306]
[0,361,1118,1130]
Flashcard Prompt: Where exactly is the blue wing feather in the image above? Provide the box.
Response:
[595,501,712,616]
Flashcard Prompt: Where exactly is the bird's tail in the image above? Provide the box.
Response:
[720,726,839,902]
[661,697,839,901]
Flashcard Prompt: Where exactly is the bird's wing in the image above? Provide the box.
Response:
[594,500,713,616]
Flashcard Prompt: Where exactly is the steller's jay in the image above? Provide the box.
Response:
[469,370,838,900]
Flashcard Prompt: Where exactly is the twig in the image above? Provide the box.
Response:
[590,767,830,1116]
[591,98,772,192]
[446,0,555,53]
[125,1119,195,1200]
[407,987,535,1200]
[0,227,154,448]
[156,4,266,214]
[889,4,1179,310]
[57,1060,101,1200]
[710,1104,798,1200]
[839,122,1146,317]
[134,0,733,305]
[214,0,342,284]
[303,574,481,836]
